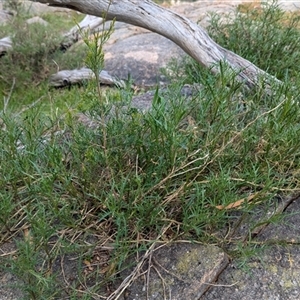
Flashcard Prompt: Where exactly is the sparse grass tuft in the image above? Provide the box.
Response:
[1,1,300,298]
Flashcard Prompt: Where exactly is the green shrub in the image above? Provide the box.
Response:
[1,1,300,298]
[207,0,300,80]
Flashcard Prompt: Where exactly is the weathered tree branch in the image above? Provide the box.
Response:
[29,0,280,91]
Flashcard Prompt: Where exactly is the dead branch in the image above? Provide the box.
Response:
[29,0,281,91]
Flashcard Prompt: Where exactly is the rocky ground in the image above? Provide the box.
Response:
[1,1,300,299]
[114,194,300,300]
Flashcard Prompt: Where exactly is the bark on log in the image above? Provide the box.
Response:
[30,0,280,91]
[49,67,126,88]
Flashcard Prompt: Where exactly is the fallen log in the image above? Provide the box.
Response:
[49,67,126,88]
[30,0,281,92]
[0,36,12,57]
[61,14,104,51]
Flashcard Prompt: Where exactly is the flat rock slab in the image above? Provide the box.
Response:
[0,272,22,300]
[104,28,184,87]
[203,197,300,300]
[203,244,300,300]
[122,243,229,300]
[256,196,300,243]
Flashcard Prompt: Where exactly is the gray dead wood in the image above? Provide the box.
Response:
[49,67,125,88]
[0,36,12,56]
[30,0,281,92]
[61,14,104,51]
